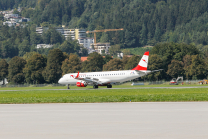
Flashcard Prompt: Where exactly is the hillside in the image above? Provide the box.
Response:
[15,0,208,48]
[1,0,208,56]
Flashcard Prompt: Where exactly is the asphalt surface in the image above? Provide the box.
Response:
[0,85,208,91]
[0,102,208,139]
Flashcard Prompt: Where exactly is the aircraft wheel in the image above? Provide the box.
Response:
[67,84,70,89]
[93,85,98,89]
[107,85,112,88]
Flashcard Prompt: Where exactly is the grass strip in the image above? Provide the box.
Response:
[0,88,208,103]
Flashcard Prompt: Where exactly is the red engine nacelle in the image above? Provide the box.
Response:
[76,81,87,87]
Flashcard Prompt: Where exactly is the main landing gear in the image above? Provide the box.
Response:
[93,84,112,89]
[67,84,70,89]
[107,85,112,88]
[93,85,98,89]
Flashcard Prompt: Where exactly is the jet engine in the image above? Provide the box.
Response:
[76,81,87,87]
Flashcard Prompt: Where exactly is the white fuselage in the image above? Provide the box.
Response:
[58,70,149,85]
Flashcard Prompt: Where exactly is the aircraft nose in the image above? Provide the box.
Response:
[58,78,63,84]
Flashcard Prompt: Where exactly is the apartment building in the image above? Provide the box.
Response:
[37,44,53,49]
[36,27,86,40]
[91,43,111,54]
[78,37,94,48]
[4,14,19,20]
[3,21,17,27]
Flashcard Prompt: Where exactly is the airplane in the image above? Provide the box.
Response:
[58,51,161,89]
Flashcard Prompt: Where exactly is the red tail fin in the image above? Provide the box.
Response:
[132,51,149,71]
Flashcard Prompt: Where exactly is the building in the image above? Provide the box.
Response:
[35,27,86,40]
[75,29,86,39]
[117,52,124,58]
[36,27,49,36]
[81,57,88,62]
[37,44,53,49]
[63,29,75,40]
[19,18,30,22]
[4,14,19,20]
[3,21,16,27]
[91,43,111,54]
[78,37,94,48]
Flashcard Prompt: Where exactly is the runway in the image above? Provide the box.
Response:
[0,102,208,139]
[0,85,208,91]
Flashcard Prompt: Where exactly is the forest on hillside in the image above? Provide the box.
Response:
[1,0,208,51]
[9,0,208,49]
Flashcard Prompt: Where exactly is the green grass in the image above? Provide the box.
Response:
[0,87,208,103]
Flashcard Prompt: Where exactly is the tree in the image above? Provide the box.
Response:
[183,55,192,79]
[1,40,18,58]
[188,55,207,79]
[124,30,136,48]
[30,32,42,45]
[18,39,30,57]
[42,49,65,83]
[166,60,184,78]
[0,59,8,84]
[61,53,82,75]
[124,55,141,70]
[59,40,80,54]
[140,23,147,46]
[81,48,88,56]
[104,54,113,64]
[23,54,46,84]
[103,58,123,71]
[13,8,19,14]
[122,55,130,68]
[147,54,163,81]
[112,31,120,45]
[42,30,51,44]
[81,52,104,72]
[50,28,64,44]
[122,49,131,55]
[109,45,121,56]
[8,56,26,84]
[22,51,39,61]
[100,32,109,43]
[154,24,161,42]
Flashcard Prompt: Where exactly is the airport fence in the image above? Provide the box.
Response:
[131,79,203,86]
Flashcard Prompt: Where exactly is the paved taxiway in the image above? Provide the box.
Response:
[0,85,208,91]
[0,102,208,139]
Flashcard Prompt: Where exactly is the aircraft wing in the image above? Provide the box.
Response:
[71,72,111,84]
[80,78,111,84]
